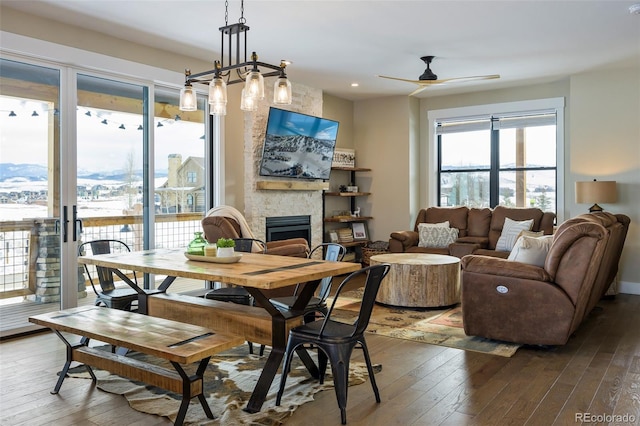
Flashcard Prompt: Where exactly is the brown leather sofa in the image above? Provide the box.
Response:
[460,212,630,345]
[201,215,309,258]
[389,206,556,258]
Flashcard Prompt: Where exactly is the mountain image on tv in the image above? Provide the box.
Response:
[259,108,339,180]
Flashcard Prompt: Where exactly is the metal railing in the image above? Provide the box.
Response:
[0,213,203,299]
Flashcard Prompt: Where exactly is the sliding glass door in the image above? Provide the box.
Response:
[0,55,212,337]
[0,59,63,336]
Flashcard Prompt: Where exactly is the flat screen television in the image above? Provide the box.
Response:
[259,107,339,180]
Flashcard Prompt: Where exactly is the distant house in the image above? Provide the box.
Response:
[155,154,205,213]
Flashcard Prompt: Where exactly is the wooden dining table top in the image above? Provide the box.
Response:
[77,248,361,290]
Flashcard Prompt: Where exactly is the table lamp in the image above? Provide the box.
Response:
[575,179,617,212]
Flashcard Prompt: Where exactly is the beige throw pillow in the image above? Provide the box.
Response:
[418,223,459,248]
[495,217,534,252]
[508,235,554,267]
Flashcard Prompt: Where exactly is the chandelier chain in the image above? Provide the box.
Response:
[239,0,246,24]
[224,0,229,25]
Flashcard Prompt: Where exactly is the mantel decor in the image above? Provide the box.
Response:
[179,0,292,116]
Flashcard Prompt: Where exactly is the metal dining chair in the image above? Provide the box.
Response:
[77,239,139,311]
[269,242,347,322]
[275,263,391,425]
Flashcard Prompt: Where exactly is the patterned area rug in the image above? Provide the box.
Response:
[66,345,378,425]
[330,289,521,357]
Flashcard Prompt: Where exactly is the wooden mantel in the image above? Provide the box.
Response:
[256,180,330,191]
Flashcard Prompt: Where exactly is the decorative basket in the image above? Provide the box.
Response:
[361,241,389,266]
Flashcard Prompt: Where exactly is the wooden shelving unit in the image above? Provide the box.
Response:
[323,166,372,263]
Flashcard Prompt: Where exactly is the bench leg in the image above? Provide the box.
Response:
[171,357,214,426]
[51,329,94,394]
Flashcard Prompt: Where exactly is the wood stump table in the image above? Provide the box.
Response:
[370,253,460,308]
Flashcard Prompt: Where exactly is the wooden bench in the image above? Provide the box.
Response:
[147,293,303,346]
[29,306,244,426]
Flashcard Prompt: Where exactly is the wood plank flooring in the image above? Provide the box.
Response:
[1,293,638,425]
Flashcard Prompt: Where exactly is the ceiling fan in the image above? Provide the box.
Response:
[378,56,500,96]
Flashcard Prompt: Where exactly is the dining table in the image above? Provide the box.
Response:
[77,247,361,413]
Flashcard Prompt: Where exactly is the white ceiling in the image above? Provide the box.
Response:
[4,0,640,101]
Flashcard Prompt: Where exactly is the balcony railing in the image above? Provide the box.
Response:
[0,213,203,300]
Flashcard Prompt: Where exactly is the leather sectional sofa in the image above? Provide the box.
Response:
[460,212,630,345]
[389,205,556,258]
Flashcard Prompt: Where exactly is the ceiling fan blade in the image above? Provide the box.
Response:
[378,74,500,86]
[377,75,430,84]
[431,74,500,85]
[408,85,429,97]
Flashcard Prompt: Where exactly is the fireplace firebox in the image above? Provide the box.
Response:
[265,215,311,247]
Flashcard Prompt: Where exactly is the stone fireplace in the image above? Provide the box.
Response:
[242,83,325,250]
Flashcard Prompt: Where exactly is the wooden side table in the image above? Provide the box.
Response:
[370,253,460,308]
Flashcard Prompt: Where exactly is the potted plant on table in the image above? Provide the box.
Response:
[216,238,236,257]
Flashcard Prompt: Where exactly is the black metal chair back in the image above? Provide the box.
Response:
[276,263,391,424]
[310,243,347,303]
[77,239,138,310]
[233,238,267,253]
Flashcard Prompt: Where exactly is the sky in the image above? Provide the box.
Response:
[1,96,205,173]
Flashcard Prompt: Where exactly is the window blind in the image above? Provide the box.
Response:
[435,116,491,135]
[492,111,556,130]
[436,110,556,134]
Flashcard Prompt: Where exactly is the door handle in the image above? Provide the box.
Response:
[72,205,83,242]
[62,206,69,242]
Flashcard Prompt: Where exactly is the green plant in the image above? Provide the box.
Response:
[216,238,236,248]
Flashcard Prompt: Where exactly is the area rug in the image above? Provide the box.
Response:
[66,345,378,425]
[329,289,521,357]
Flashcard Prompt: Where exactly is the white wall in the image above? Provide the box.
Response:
[568,67,640,294]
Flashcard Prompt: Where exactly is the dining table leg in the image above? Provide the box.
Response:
[243,280,321,413]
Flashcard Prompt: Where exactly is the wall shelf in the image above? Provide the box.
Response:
[324,216,373,223]
[324,192,371,197]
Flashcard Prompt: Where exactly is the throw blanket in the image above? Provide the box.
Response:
[204,205,261,252]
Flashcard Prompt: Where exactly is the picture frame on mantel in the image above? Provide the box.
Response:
[351,222,368,240]
[332,148,355,168]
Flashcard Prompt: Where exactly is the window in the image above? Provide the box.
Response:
[429,99,564,218]
[187,171,197,183]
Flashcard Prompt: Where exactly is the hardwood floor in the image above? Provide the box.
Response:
[1,293,638,426]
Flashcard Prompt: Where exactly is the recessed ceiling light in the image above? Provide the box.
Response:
[351,83,359,87]
[630,3,640,14]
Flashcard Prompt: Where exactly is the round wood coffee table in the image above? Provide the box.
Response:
[370,253,460,308]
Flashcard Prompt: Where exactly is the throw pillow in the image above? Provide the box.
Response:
[495,217,534,251]
[418,224,459,248]
[517,230,544,240]
[424,221,450,228]
[508,235,554,267]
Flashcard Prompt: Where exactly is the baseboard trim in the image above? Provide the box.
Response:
[619,281,640,295]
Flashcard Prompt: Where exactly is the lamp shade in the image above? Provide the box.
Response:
[575,180,617,212]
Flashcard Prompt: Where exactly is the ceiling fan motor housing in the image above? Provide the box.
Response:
[419,55,438,81]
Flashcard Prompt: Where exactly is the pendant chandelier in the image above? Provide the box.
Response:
[179,0,292,116]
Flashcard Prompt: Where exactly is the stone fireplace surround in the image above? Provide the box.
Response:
[242,83,325,252]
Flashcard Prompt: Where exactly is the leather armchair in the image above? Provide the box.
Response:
[460,217,613,346]
[201,215,309,258]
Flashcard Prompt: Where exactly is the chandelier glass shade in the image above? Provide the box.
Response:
[273,73,292,105]
[240,88,258,111]
[178,0,292,116]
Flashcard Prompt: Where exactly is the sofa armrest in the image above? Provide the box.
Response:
[389,231,419,252]
[449,242,481,258]
[461,255,552,282]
